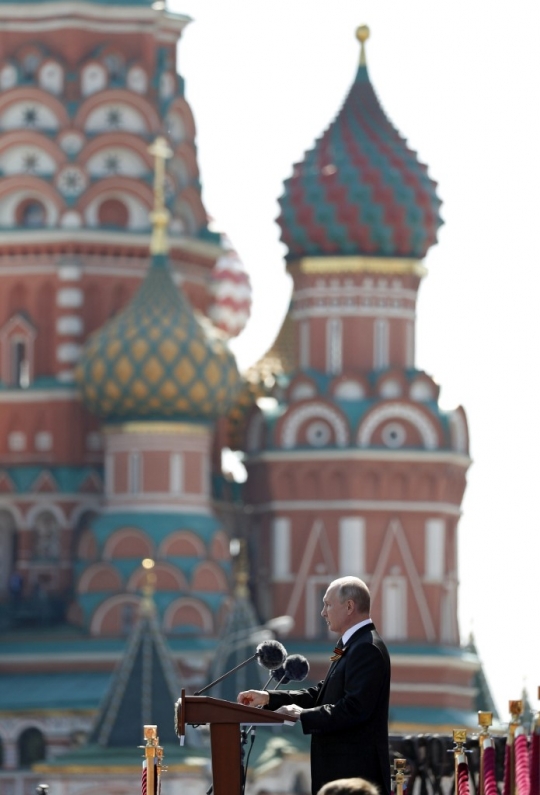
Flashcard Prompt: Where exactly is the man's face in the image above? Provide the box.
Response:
[321,583,350,635]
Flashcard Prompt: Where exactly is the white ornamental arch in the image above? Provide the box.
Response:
[357,403,439,450]
[281,403,349,449]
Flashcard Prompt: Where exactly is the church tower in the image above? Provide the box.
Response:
[242,28,478,730]
[0,0,250,777]
[0,0,250,605]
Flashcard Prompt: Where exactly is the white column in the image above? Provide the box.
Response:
[382,576,407,639]
[425,518,445,581]
[170,452,183,494]
[105,453,115,495]
[338,517,365,576]
[299,320,310,369]
[326,317,342,375]
[272,517,291,580]
[405,320,415,368]
[129,452,141,494]
[56,261,83,383]
[373,318,389,369]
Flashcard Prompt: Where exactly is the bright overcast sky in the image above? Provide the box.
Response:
[170,0,540,719]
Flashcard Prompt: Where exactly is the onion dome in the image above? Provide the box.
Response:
[76,139,242,422]
[277,26,443,260]
[209,245,252,339]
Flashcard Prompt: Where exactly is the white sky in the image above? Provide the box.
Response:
[171,0,540,719]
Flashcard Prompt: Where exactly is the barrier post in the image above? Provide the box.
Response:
[508,700,524,795]
[392,757,408,795]
[478,711,493,795]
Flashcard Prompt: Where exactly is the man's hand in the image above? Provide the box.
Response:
[237,689,270,707]
[275,704,303,717]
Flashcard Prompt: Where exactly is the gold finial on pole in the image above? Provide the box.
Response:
[452,729,469,795]
[230,538,250,598]
[148,136,173,255]
[507,700,523,795]
[141,558,157,615]
[392,758,408,795]
[356,25,370,67]
[141,724,158,795]
[478,712,493,795]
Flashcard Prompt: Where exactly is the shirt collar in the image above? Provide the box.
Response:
[341,618,373,646]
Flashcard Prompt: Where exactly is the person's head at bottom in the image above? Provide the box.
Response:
[317,778,380,795]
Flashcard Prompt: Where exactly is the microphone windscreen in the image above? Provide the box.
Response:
[283,654,310,682]
[271,664,290,685]
[256,639,287,670]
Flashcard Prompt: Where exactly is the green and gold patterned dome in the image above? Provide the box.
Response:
[76,254,242,421]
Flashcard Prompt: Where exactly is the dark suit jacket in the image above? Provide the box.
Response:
[266,623,391,795]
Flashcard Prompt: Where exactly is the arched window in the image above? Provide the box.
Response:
[98,198,128,228]
[0,310,36,387]
[32,511,60,560]
[0,510,17,597]
[21,52,42,80]
[11,339,29,387]
[18,727,45,768]
[17,200,46,228]
[104,53,124,83]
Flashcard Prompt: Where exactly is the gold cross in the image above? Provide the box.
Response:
[148,136,173,255]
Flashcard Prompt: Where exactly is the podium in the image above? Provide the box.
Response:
[175,689,297,795]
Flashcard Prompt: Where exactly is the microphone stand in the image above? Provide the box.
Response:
[202,667,285,795]
[194,653,259,696]
[240,673,288,795]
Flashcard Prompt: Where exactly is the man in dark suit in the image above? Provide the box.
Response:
[237,577,391,795]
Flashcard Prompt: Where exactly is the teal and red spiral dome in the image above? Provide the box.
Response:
[277,27,443,260]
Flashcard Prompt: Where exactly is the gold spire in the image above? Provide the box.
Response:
[141,557,157,615]
[148,137,173,255]
[231,538,250,598]
[356,24,370,67]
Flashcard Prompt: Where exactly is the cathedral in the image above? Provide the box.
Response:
[0,0,494,793]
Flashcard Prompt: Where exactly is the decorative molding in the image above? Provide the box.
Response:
[251,500,462,517]
[246,449,471,466]
[90,593,140,635]
[296,256,426,276]
[390,683,477,697]
[163,597,214,633]
[284,518,336,627]
[103,422,209,436]
[292,305,416,321]
[102,526,152,560]
[25,500,67,529]
[370,518,436,641]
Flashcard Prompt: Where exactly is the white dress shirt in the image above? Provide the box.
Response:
[341,617,373,646]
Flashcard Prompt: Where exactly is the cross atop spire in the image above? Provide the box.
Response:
[356,24,370,67]
[148,136,173,255]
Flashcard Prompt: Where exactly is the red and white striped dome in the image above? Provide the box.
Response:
[209,247,252,338]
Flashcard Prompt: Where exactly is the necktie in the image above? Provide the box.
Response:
[330,637,344,661]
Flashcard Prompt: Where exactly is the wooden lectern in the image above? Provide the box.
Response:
[175,689,297,795]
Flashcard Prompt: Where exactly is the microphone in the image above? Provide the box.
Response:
[194,639,287,696]
[256,640,287,671]
[272,654,310,686]
[262,653,310,689]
